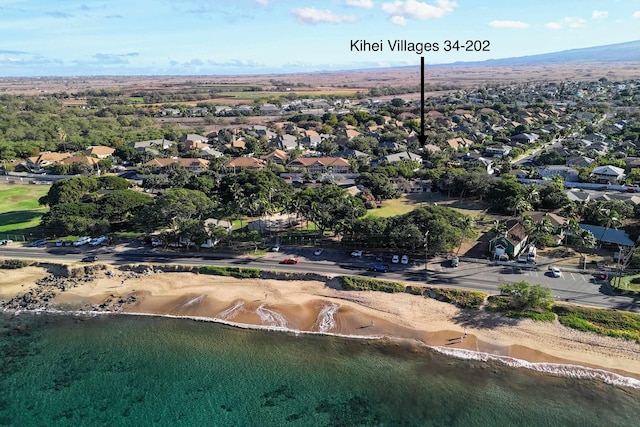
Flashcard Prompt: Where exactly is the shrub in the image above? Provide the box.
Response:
[0,259,31,269]
[199,265,261,279]
[339,276,406,293]
[553,305,640,343]
[426,287,486,309]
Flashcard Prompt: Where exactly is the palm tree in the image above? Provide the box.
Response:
[575,228,597,253]
[490,219,507,237]
[57,127,68,152]
[456,216,476,256]
[512,197,533,218]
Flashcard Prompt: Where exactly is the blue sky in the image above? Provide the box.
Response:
[1,0,638,76]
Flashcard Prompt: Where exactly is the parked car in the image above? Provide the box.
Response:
[351,250,363,258]
[55,239,63,247]
[64,240,73,247]
[281,258,299,264]
[451,257,459,267]
[271,245,280,252]
[73,236,91,246]
[550,266,561,278]
[401,255,409,265]
[372,264,389,273]
[30,239,47,247]
[0,239,13,246]
[314,248,323,256]
[391,255,400,264]
[81,255,98,262]
[89,236,107,246]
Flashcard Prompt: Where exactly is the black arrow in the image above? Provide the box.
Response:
[418,56,427,145]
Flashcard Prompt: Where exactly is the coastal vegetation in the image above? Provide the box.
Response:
[199,265,261,279]
[553,305,640,344]
[486,281,556,321]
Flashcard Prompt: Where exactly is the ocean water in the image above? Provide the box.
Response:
[1,311,639,427]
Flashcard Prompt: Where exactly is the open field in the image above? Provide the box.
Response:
[0,183,49,236]
[366,193,490,219]
[2,62,638,96]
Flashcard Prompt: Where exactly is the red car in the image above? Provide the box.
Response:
[281,258,299,264]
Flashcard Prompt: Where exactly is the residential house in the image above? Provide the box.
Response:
[84,146,115,159]
[273,134,298,151]
[510,133,539,144]
[179,134,208,151]
[446,137,473,150]
[489,223,529,260]
[158,108,180,117]
[522,211,568,245]
[535,165,579,182]
[225,157,266,172]
[578,224,634,247]
[286,157,351,174]
[60,155,101,168]
[144,157,210,173]
[566,156,594,168]
[376,151,423,166]
[484,145,511,158]
[591,165,625,184]
[332,148,368,159]
[25,152,73,172]
[131,139,177,155]
[261,149,289,165]
[186,107,208,117]
[259,104,281,115]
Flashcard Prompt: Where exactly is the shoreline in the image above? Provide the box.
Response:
[2,265,640,384]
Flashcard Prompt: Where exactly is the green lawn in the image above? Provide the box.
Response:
[0,183,50,236]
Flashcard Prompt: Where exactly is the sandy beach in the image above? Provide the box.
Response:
[2,265,640,380]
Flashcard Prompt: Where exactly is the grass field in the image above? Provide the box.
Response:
[0,183,50,236]
[365,193,490,219]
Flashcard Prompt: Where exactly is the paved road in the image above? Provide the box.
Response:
[2,245,638,312]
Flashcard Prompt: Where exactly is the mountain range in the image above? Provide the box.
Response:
[432,40,639,67]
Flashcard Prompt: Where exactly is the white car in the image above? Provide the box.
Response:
[314,248,323,256]
[401,255,409,265]
[391,255,400,264]
[73,236,91,246]
[351,250,363,257]
[271,245,280,252]
[551,266,561,278]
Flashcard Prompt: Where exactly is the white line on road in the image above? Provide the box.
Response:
[570,273,576,280]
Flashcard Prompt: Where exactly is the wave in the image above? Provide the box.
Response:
[4,307,639,389]
[215,300,244,320]
[177,295,205,309]
[256,304,288,328]
[315,303,339,333]
[432,346,640,389]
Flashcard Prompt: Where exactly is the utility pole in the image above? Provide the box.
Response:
[424,230,429,274]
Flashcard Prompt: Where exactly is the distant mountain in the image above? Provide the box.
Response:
[434,40,640,67]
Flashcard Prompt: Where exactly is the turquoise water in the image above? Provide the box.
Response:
[1,311,639,426]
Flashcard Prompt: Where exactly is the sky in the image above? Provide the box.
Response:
[0,0,639,76]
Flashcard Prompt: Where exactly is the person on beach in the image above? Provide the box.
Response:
[370,320,374,327]
[464,328,467,336]
[460,336,464,343]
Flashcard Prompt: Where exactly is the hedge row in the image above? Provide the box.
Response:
[553,305,640,343]
[0,259,31,269]
[338,276,406,293]
[199,265,261,279]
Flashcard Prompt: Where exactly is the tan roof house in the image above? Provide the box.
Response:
[446,137,473,150]
[261,149,289,164]
[85,146,115,159]
[225,157,266,172]
[25,152,73,172]
[286,157,351,174]
[59,155,101,167]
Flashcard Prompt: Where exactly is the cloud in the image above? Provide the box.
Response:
[256,0,269,5]
[105,14,123,19]
[0,49,30,55]
[633,11,640,19]
[292,8,356,24]
[545,16,586,30]
[207,59,264,67]
[45,11,73,19]
[489,20,529,29]
[381,0,456,21]
[346,0,375,8]
[92,52,139,65]
[390,15,407,25]
[591,10,607,19]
